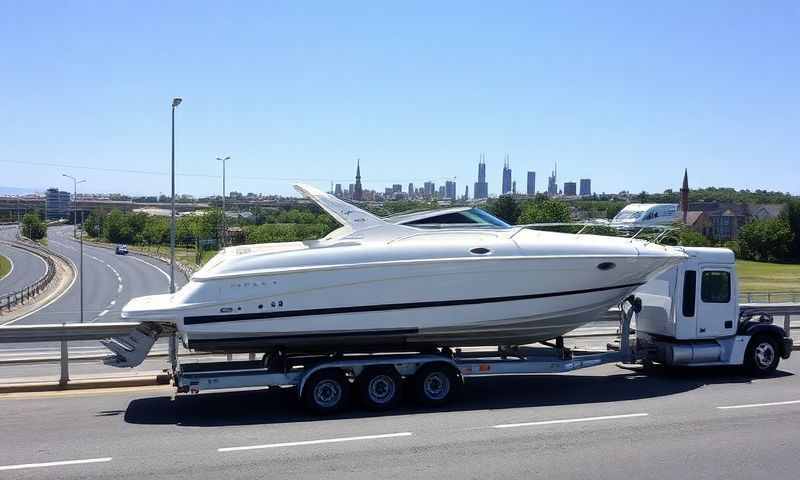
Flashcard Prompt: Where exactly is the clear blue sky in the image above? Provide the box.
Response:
[2,1,798,197]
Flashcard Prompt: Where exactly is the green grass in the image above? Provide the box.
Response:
[737,260,800,294]
[0,254,11,280]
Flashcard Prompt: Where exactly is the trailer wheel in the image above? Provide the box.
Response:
[302,369,351,414]
[744,334,780,377]
[413,362,461,407]
[357,367,402,411]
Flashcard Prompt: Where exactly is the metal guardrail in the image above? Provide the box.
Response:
[740,292,800,303]
[0,239,57,311]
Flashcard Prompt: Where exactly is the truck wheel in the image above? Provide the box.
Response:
[302,369,351,414]
[744,335,780,377]
[413,362,461,407]
[358,367,402,411]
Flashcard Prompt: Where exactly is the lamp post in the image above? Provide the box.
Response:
[62,174,86,323]
[170,97,182,295]
[216,156,231,247]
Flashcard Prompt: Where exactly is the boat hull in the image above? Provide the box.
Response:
[127,254,681,353]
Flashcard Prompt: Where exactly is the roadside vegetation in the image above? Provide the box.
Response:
[0,253,11,280]
[20,212,47,240]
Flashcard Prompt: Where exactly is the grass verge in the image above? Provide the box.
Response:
[0,254,11,280]
[737,260,800,294]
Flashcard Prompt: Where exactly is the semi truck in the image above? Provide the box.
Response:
[109,247,796,413]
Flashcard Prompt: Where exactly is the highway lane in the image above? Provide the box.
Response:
[0,242,47,295]
[0,357,798,479]
[6,225,185,325]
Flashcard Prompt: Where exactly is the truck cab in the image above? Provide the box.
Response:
[634,247,792,374]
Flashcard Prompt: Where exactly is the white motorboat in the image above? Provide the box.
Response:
[121,185,686,354]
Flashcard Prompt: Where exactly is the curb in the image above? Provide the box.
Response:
[0,374,171,394]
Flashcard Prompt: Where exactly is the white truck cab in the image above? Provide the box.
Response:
[634,247,792,374]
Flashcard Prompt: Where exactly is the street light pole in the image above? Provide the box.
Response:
[170,97,182,295]
[62,174,86,323]
[216,156,231,247]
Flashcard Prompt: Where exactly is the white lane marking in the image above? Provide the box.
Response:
[717,400,800,410]
[118,284,124,293]
[492,413,649,429]
[109,300,116,306]
[127,255,171,283]
[0,457,112,471]
[98,309,109,317]
[218,432,413,452]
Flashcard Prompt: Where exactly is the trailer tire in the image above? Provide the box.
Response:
[744,334,780,377]
[302,369,351,414]
[413,362,461,407]
[357,367,402,411]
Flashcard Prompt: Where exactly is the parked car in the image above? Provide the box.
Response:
[115,244,128,255]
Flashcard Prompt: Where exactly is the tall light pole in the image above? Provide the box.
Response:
[170,97,182,294]
[216,156,231,247]
[62,174,86,323]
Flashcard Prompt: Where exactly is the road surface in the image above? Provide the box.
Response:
[0,240,47,296]
[0,356,798,479]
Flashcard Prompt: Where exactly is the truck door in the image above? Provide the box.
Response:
[695,266,737,338]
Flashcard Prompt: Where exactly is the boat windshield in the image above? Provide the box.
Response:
[403,208,511,229]
[613,209,644,221]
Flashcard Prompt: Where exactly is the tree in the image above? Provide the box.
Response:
[517,198,571,224]
[83,211,104,238]
[102,210,132,243]
[738,218,793,262]
[21,212,46,240]
[485,196,520,225]
[781,199,800,260]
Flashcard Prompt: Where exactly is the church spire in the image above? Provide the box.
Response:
[354,158,363,201]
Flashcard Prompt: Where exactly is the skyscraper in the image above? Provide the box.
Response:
[526,171,536,196]
[563,182,577,197]
[424,181,435,198]
[579,178,591,197]
[445,180,456,200]
[501,154,512,195]
[334,184,343,197]
[473,153,488,199]
[547,163,558,196]
[408,183,414,199]
[353,159,363,201]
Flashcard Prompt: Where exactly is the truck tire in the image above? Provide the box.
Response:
[357,366,402,411]
[413,362,462,407]
[302,369,351,414]
[744,334,780,377]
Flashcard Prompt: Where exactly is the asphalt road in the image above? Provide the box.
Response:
[0,225,187,353]
[0,356,798,479]
[0,239,47,295]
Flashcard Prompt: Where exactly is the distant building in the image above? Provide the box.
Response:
[408,183,414,199]
[464,185,469,201]
[45,188,71,220]
[353,159,363,201]
[334,184,343,197]
[424,181,435,198]
[438,185,446,199]
[501,155,512,195]
[563,182,577,197]
[512,181,516,195]
[473,154,488,199]
[547,163,558,196]
[680,168,689,223]
[392,184,402,193]
[445,181,456,200]
[527,171,536,196]
[579,178,591,197]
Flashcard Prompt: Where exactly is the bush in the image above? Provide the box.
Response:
[485,196,520,225]
[517,198,571,224]
[738,218,793,262]
[21,212,46,240]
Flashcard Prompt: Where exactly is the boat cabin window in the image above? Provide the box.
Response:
[682,270,696,317]
[701,271,731,303]
[404,208,510,229]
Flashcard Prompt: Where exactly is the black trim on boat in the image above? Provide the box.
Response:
[183,282,644,326]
